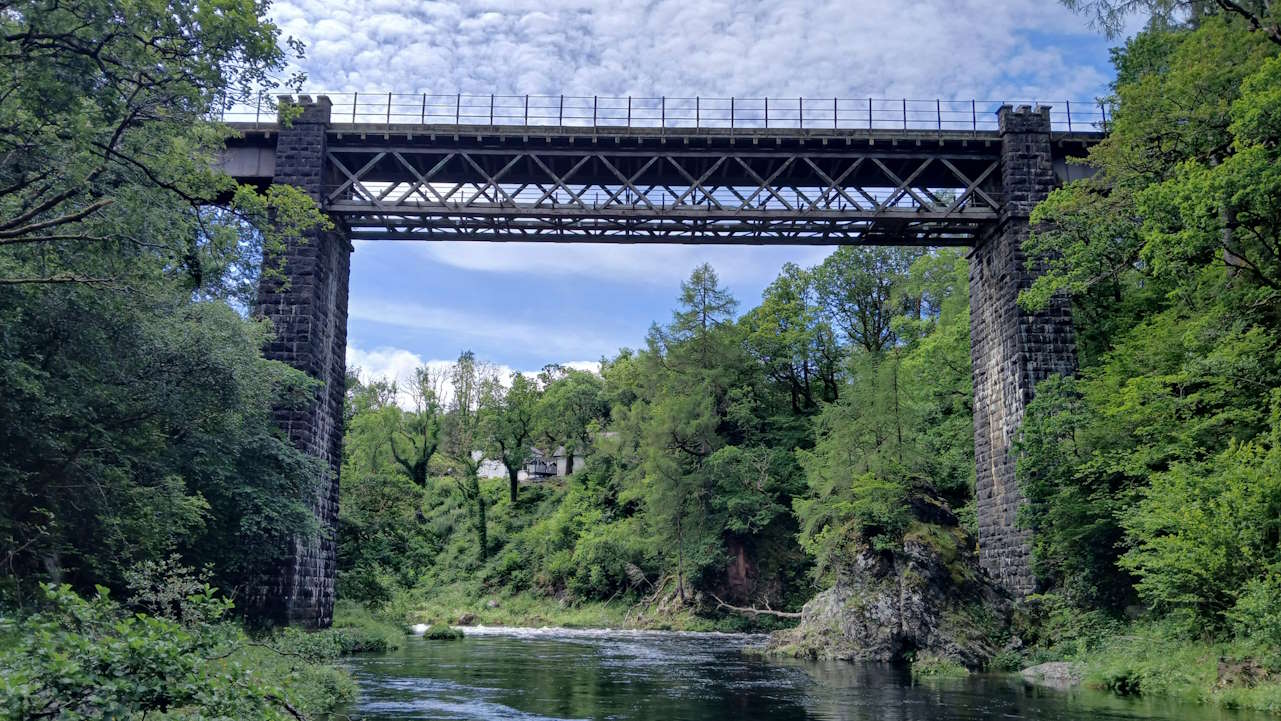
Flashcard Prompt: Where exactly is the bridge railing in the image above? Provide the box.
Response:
[219,92,1110,133]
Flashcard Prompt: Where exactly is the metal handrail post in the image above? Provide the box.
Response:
[559,94,564,127]
[386,91,392,126]
[420,93,426,123]
[764,97,768,129]
[696,96,699,129]
[868,97,872,129]
[455,93,460,124]
[902,98,907,129]
[627,96,631,127]
[352,91,357,123]
[524,94,529,125]
[593,95,598,127]
[1065,99,1072,132]
[489,94,494,127]
[834,97,838,129]
[798,96,803,129]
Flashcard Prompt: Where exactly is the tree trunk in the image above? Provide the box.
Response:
[676,512,686,603]
[475,488,488,562]
[508,466,519,503]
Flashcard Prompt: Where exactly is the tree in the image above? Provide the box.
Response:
[390,367,446,488]
[0,0,330,606]
[648,263,740,373]
[1119,403,1281,635]
[743,263,840,413]
[535,368,607,477]
[812,247,923,353]
[485,372,541,503]
[1061,0,1281,45]
[0,0,316,289]
[440,352,497,562]
[637,383,723,602]
[1015,8,1281,626]
[794,250,974,580]
[337,373,439,605]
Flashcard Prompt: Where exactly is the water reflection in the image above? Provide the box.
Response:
[341,627,1264,721]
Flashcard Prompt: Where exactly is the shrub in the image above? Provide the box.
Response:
[1120,419,1281,636]
[0,584,352,720]
[329,600,405,653]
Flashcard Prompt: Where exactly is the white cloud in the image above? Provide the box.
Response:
[347,345,602,409]
[271,0,1112,102]
[347,296,625,358]
[403,242,835,288]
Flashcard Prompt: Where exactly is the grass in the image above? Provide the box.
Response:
[910,654,971,679]
[397,581,774,633]
[328,600,406,652]
[1076,626,1281,714]
[1011,601,1281,715]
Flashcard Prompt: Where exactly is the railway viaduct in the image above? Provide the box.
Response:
[221,93,1103,627]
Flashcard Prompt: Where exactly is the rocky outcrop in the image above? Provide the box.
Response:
[766,519,1012,669]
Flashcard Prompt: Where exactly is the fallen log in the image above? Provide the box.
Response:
[710,593,802,619]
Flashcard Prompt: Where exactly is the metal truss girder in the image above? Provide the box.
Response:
[327,202,996,222]
[322,145,1003,244]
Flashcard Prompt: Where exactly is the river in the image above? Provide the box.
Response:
[340,627,1263,720]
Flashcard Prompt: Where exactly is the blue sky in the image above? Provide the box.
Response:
[266,0,1126,385]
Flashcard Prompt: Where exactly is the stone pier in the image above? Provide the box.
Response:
[968,106,1077,596]
[249,96,351,627]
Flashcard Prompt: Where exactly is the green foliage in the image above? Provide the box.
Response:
[1074,622,1281,713]
[1017,10,1281,650]
[339,251,976,624]
[486,372,541,502]
[0,0,328,607]
[0,584,354,721]
[0,260,321,601]
[794,249,974,580]
[421,624,464,640]
[812,247,924,352]
[327,601,405,653]
[1119,396,1281,636]
[910,654,971,678]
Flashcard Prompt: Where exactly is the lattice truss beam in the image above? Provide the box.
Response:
[324,146,1001,244]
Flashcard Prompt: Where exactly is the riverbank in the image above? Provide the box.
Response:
[1008,607,1281,715]
[1067,629,1281,714]
[395,583,798,634]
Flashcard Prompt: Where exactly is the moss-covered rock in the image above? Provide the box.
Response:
[765,513,1012,669]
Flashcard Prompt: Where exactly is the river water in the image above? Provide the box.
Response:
[341,627,1261,721]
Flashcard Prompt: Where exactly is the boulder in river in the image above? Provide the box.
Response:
[765,519,1012,670]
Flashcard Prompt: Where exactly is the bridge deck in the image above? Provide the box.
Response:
[224,121,1102,245]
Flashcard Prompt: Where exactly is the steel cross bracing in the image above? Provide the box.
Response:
[322,140,1004,245]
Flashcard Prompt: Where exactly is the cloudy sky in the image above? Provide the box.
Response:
[266,0,1123,387]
